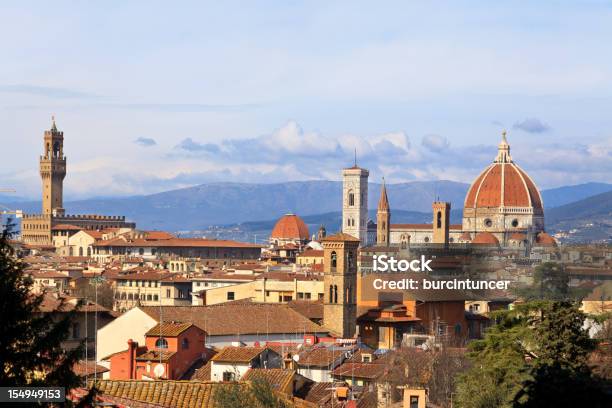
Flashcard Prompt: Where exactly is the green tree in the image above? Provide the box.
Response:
[0,221,94,405]
[213,378,291,408]
[455,301,610,408]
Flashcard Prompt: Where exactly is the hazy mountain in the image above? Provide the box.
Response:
[540,182,612,208]
[2,180,610,232]
[546,190,612,242]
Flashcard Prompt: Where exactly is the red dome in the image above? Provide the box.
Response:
[271,214,309,240]
[472,232,500,245]
[464,133,543,212]
[535,232,557,246]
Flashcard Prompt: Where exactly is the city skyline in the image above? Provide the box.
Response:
[1,1,612,198]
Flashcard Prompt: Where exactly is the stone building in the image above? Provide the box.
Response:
[21,119,135,245]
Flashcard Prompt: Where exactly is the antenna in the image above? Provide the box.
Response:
[354,148,357,167]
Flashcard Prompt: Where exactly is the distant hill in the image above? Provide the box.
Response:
[540,182,612,208]
[547,190,612,225]
[2,180,610,232]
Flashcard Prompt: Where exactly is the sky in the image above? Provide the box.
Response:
[1,1,611,199]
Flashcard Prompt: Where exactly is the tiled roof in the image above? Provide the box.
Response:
[535,232,557,246]
[146,322,194,337]
[472,232,500,245]
[242,368,295,391]
[211,346,268,363]
[72,360,109,377]
[190,360,212,381]
[139,302,328,336]
[38,294,110,314]
[94,237,262,248]
[89,379,232,408]
[135,349,176,362]
[271,214,310,240]
[301,382,334,405]
[287,300,323,320]
[332,362,386,379]
[321,233,360,242]
[51,224,82,231]
[297,347,346,367]
[391,223,463,230]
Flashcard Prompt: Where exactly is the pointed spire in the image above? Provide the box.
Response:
[51,115,57,132]
[495,130,512,163]
[378,177,390,211]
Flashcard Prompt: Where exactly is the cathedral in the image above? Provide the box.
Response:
[342,132,556,249]
[20,119,135,245]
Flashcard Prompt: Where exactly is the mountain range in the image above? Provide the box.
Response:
[1,181,611,234]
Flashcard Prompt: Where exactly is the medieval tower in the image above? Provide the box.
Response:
[322,233,360,339]
[432,201,450,245]
[376,179,390,246]
[40,117,66,216]
[342,164,369,245]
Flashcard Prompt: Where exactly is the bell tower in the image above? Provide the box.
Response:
[432,201,450,245]
[376,178,390,246]
[342,162,369,246]
[322,233,360,339]
[40,117,66,216]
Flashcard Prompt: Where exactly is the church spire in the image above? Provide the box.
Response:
[494,130,513,163]
[378,177,389,211]
[51,115,57,132]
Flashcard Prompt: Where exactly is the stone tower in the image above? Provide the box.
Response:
[376,178,390,246]
[317,225,327,241]
[432,201,450,245]
[322,233,360,339]
[40,117,66,216]
[342,164,369,246]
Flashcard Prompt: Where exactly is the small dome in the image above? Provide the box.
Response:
[508,233,527,241]
[472,232,500,245]
[535,232,557,246]
[458,232,472,242]
[271,214,309,240]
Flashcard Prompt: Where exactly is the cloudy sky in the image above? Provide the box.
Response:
[1,1,611,199]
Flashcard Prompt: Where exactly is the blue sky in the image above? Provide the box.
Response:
[1,1,611,199]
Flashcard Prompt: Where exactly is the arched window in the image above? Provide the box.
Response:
[437,211,442,228]
[382,221,386,229]
[333,285,338,304]
[79,247,83,256]
[348,191,355,207]
[139,248,144,256]
[87,247,91,257]
[155,338,168,349]
[331,251,337,270]
[329,285,334,303]
[181,338,189,350]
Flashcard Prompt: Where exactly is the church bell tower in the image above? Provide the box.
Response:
[40,117,66,216]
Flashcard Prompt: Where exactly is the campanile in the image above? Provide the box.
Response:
[40,117,66,215]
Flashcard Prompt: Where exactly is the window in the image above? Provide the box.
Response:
[331,251,337,270]
[410,396,419,408]
[437,211,442,228]
[181,338,189,350]
[334,285,338,304]
[484,218,493,227]
[318,293,324,300]
[222,372,235,382]
[139,248,144,255]
[166,289,171,298]
[511,219,519,227]
[227,291,235,301]
[153,294,159,301]
[297,292,304,300]
[361,354,372,363]
[178,289,184,299]
[424,237,430,243]
[72,323,80,339]
[155,338,168,349]
[348,191,355,206]
[305,292,311,300]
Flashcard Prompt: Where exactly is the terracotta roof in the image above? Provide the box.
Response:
[89,379,236,407]
[30,270,70,279]
[509,233,527,241]
[535,232,557,246]
[271,214,310,240]
[333,362,386,379]
[287,300,323,320]
[135,349,176,362]
[301,382,334,404]
[321,233,360,242]
[38,294,110,314]
[242,368,295,391]
[472,232,500,245]
[94,237,262,248]
[464,150,543,211]
[72,360,109,377]
[114,271,170,281]
[458,232,472,241]
[297,347,345,367]
[211,346,269,363]
[139,302,328,336]
[146,322,194,337]
[391,223,462,230]
[190,360,212,381]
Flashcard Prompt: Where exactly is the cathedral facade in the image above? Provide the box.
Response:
[21,119,135,245]
[342,132,554,249]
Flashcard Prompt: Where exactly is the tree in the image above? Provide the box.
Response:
[74,280,114,310]
[516,262,588,302]
[213,378,291,408]
[0,221,93,404]
[455,301,610,408]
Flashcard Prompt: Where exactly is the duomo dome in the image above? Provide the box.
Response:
[462,132,545,245]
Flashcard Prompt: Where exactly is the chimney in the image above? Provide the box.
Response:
[127,339,138,379]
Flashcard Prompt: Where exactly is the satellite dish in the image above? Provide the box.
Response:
[153,363,165,378]
[292,354,300,362]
